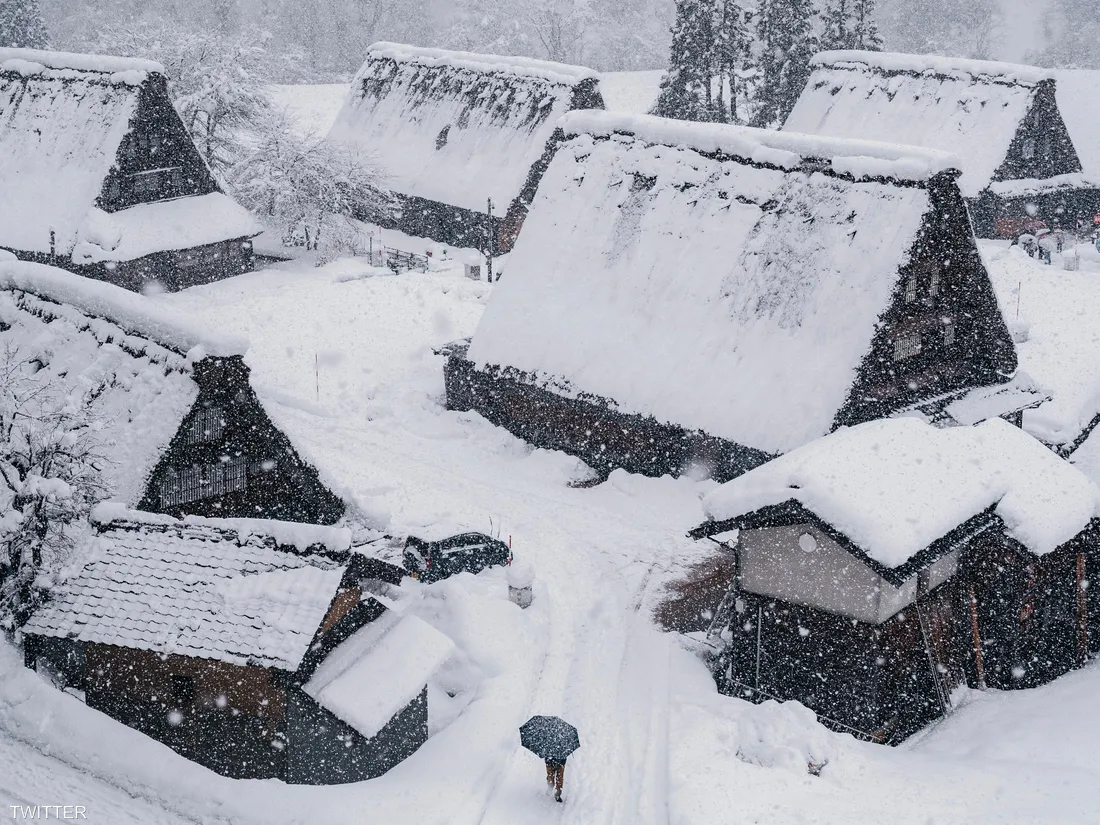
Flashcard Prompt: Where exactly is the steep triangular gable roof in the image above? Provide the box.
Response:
[0,259,244,504]
[784,51,1064,197]
[466,111,969,454]
[0,48,260,259]
[327,42,604,214]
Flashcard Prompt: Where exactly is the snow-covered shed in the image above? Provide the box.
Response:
[446,111,1019,482]
[22,506,429,783]
[691,417,1100,742]
[0,47,261,292]
[0,260,344,523]
[327,42,605,253]
[784,51,1100,238]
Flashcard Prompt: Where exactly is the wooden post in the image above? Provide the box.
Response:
[969,584,986,689]
[1077,552,1089,664]
[754,604,763,691]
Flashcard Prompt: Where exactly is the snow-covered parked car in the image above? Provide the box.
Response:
[403,532,512,583]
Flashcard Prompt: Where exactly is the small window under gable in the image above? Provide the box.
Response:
[1022,138,1036,160]
[904,275,918,303]
[158,456,247,507]
[183,406,225,445]
[929,267,941,298]
[943,319,956,345]
[893,332,921,362]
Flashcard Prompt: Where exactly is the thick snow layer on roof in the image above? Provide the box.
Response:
[0,66,141,255]
[72,193,263,264]
[91,504,352,552]
[563,111,961,182]
[988,172,1100,197]
[304,612,454,739]
[0,261,246,357]
[1056,70,1100,178]
[0,47,163,78]
[367,42,597,83]
[599,70,664,113]
[703,417,1100,567]
[328,43,601,213]
[467,122,935,453]
[0,263,247,503]
[786,52,1043,196]
[814,50,1054,85]
[23,518,347,669]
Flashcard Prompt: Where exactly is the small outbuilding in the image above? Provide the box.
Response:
[447,111,1020,482]
[22,507,452,783]
[0,47,261,292]
[690,417,1100,743]
[784,51,1100,238]
[0,260,345,523]
[327,42,605,253]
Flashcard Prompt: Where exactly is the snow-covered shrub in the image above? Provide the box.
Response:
[229,110,395,264]
[732,699,836,774]
[0,349,107,630]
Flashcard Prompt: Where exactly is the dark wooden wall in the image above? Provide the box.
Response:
[138,355,346,524]
[839,171,1018,427]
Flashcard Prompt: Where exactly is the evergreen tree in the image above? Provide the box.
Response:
[751,0,817,128]
[714,0,751,122]
[652,0,713,121]
[851,0,882,51]
[0,0,48,49]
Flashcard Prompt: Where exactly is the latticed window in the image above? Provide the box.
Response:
[904,276,918,303]
[158,457,249,507]
[183,407,225,445]
[929,269,941,298]
[893,332,922,362]
[943,321,956,345]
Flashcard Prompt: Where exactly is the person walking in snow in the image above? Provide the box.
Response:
[545,757,567,802]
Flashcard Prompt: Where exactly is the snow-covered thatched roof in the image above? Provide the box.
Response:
[0,261,244,504]
[702,417,1100,569]
[24,507,352,669]
[327,41,604,214]
[466,112,965,455]
[784,50,1056,197]
[0,47,259,259]
[1056,69,1100,180]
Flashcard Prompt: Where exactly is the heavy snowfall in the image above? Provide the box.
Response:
[0,0,1099,824]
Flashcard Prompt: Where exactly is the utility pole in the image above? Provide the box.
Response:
[486,198,495,283]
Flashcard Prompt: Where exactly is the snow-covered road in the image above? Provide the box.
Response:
[3,256,1100,824]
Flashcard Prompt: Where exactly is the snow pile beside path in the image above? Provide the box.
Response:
[730,700,836,772]
[704,416,1100,567]
[0,260,247,357]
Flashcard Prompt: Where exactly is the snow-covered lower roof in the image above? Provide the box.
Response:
[1056,70,1100,178]
[703,417,1100,569]
[467,112,947,454]
[304,612,454,739]
[0,262,245,503]
[24,511,350,669]
[327,41,603,214]
[987,172,1100,198]
[72,193,263,265]
[785,50,1047,197]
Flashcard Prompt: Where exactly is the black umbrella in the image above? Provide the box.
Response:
[520,716,580,763]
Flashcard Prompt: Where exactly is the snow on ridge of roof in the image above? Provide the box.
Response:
[813,50,1054,85]
[0,261,247,359]
[304,613,454,739]
[91,503,352,553]
[562,110,961,183]
[0,47,164,80]
[703,417,1100,568]
[366,41,598,85]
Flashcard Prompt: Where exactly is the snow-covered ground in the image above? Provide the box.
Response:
[4,254,1100,823]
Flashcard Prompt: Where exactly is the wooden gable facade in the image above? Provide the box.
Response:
[447,114,1018,484]
[0,48,260,292]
